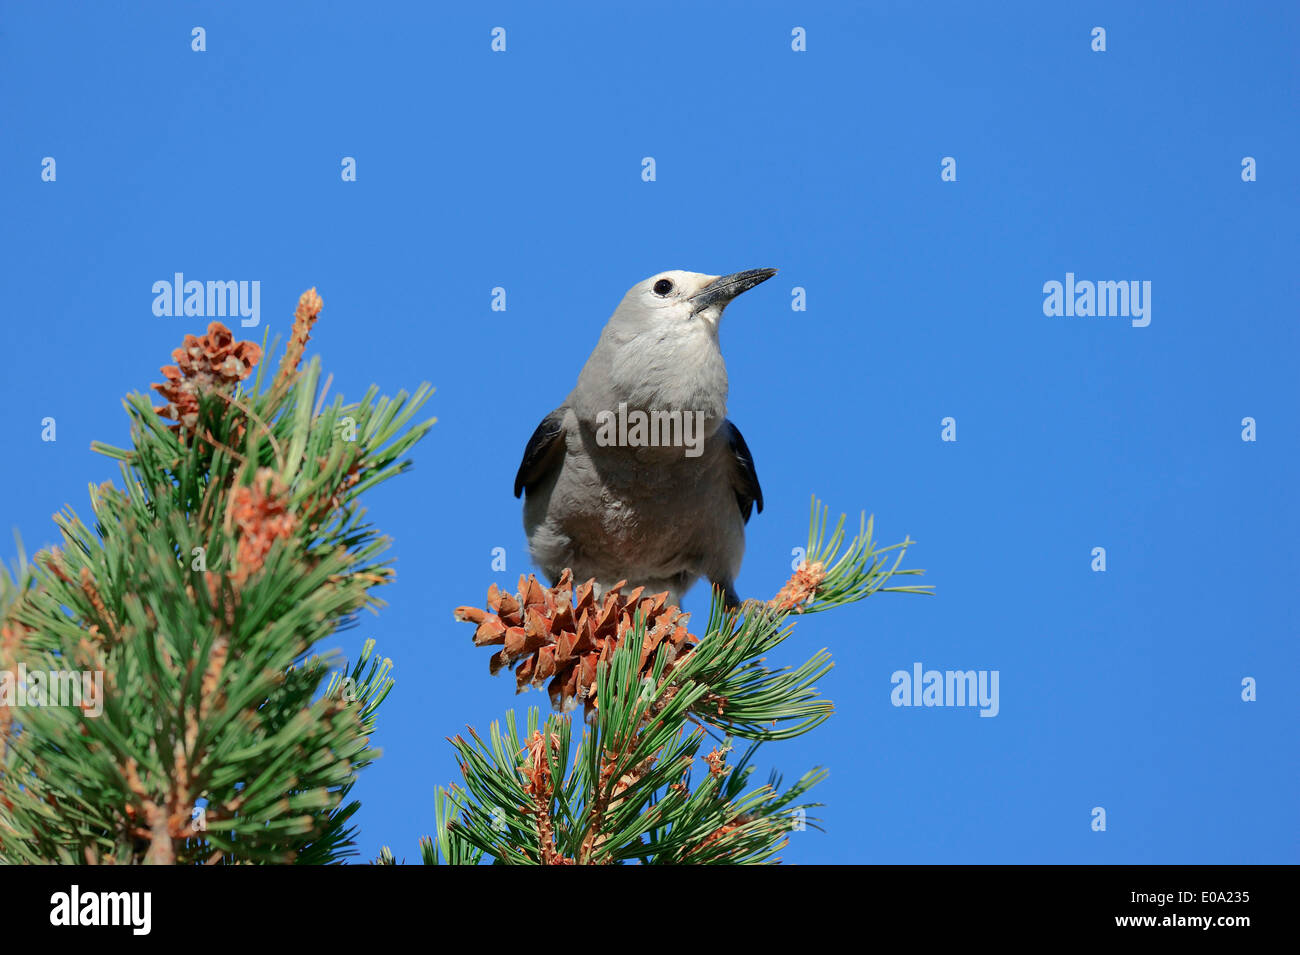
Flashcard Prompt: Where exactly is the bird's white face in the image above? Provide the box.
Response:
[619,268,778,336]
[630,270,726,332]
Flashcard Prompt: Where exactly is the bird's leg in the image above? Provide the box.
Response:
[720,582,742,610]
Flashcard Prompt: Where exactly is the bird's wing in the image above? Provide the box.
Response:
[723,419,764,524]
[514,408,568,498]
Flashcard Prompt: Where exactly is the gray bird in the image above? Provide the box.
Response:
[514,267,775,609]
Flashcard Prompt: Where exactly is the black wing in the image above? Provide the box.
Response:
[513,408,567,498]
[724,419,764,524]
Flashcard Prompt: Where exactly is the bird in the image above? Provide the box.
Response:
[513,267,775,609]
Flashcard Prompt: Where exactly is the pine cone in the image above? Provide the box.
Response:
[152,321,262,433]
[454,570,697,717]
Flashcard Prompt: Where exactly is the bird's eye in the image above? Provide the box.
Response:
[652,279,674,296]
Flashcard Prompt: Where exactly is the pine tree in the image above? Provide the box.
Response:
[0,290,434,864]
[419,502,929,865]
[0,288,928,866]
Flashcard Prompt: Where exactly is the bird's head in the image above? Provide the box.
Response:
[611,268,778,340]
[573,267,776,428]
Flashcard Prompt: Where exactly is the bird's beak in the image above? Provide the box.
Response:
[689,268,778,311]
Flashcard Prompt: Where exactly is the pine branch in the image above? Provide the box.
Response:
[0,291,433,864]
[435,497,929,864]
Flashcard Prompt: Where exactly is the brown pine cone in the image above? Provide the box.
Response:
[152,321,262,433]
[454,570,697,717]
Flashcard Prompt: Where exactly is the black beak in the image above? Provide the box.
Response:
[690,267,778,310]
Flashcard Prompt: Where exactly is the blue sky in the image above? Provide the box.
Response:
[2,1,1295,863]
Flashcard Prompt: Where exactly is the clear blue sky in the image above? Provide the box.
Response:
[2,1,1295,863]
